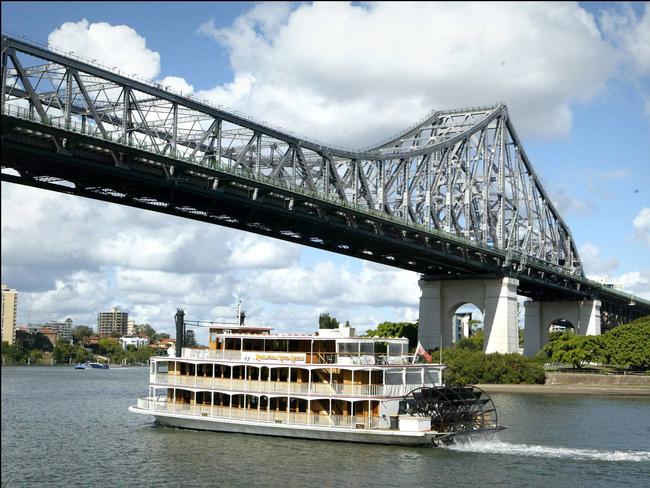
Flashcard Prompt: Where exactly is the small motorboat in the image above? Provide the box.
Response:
[74,362,109,369]
[88,362,109,369]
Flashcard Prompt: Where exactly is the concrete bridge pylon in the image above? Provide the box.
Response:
[523,300,601,356]
[417,277,520,354]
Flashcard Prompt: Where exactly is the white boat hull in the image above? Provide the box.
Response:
[129,405,436,446]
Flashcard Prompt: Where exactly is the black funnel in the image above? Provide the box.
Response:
[175,308,185,357]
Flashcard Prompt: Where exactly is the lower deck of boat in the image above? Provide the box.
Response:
[129,405,437,446]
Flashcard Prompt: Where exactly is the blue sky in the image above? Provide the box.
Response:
[1,2,649,338]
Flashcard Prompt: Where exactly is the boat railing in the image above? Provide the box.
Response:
[179,348,417,365]
[135,397,383,429]
[152,373,426,397]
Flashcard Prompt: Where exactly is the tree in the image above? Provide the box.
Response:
[1,341,27,363]
[600,316,650,370]
[441,348,545,385]
[72,325,94,345]
[542,332,604,369]
[53,339,90,364]
[139,324,157,340]
[365,321,419,351]
[456,330,484,352]
[98,337,124,362]
[319,313,340,329]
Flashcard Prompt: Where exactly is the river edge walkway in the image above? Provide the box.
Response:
[476,384,650,397]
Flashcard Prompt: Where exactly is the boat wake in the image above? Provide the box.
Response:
[445,439,650,462]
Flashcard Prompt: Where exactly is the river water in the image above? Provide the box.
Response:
[2,366,649,487]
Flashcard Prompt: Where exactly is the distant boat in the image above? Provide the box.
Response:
[74,362,109,370]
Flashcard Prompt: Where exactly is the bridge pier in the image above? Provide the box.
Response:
[483,278,520,354]
[417,277,520,354]
[523,300,601,356]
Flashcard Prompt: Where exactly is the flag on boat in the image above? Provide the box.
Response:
[413,342,432,363]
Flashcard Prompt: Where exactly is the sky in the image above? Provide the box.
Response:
[1,1,649,341]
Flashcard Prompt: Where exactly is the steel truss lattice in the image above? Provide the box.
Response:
[0,33,583,278]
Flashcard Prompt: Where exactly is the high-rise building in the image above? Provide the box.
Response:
[97,307,128,336]
[1,285,18,344]
[44,318,73,343]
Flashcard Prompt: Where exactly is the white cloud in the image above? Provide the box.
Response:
[550,187,595,216]
[160,76,194,95]
[197,2,618,143]
[600,2,650,76]
[579,243,620,275]
[1,183,301,277]
[633,207,650,245]
[246,261,419,308]
[48,19,161,79]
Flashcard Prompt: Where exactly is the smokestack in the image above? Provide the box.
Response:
[175,308,185,357]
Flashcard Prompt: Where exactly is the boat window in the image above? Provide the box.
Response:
[360,342,374,354]
[268,339,288,351]
[385,370,403,385]
[424,368,439,384]
[388,343,402,356]
[406,370,422,385]
[338,342,358,354]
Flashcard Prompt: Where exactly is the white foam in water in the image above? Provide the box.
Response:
[445,439,650,462]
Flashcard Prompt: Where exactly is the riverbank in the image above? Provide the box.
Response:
[476,383,650,396]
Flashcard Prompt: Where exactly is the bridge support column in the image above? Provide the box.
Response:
[524,301,542,356]
[417,276,520,354]
[579,300,601,336]
[483,278,519,354]
[523,299,602,356]
[417,279,442,350]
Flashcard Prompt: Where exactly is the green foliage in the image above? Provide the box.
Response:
[52,340,91,364]
[365,321,419,350]
[319,313,340,330]
[542,332,604,369]
[442,348,546,384]
[97,337,124,362]
[600,316,650,370]
[138,324,170,343]
[456,330,484,352]
[72,325,94,345]
[1,341,28,363]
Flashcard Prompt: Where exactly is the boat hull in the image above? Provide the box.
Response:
[129,405,436,446]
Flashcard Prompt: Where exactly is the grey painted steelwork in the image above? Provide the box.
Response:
[1,33,648,321]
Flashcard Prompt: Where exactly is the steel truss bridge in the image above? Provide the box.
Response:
[1,33,648,329]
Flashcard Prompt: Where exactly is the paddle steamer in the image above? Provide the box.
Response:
[129,309,500,446]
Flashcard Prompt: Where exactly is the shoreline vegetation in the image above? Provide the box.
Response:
[4,315,648,390]
[363,315,650,387]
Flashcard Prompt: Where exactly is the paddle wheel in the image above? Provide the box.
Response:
[399,386,504,445]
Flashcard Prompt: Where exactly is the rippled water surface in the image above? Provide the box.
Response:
[2,367,649,487]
